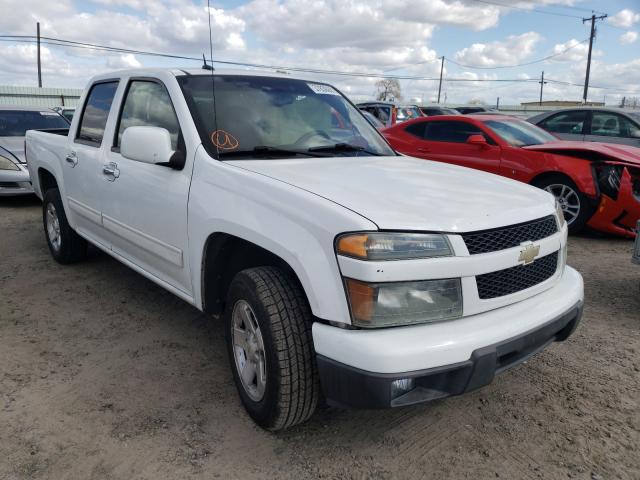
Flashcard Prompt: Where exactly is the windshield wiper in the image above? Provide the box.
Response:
[307,143,381,156]
[218,146,326,159]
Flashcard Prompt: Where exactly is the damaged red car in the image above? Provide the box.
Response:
[383,115,640,238]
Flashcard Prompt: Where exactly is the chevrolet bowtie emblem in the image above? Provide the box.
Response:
[518,243,540,265]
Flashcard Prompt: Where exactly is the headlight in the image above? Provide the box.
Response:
[0,155,19,171]
[336,232,452,260]
[555,200,566,229]
[344,278,462,328]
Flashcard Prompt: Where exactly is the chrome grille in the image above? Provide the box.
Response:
[463,216,558,255]
[476,251,559,299]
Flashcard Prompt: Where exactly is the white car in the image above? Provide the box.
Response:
[0,105,69,196]
[25,68,584,430]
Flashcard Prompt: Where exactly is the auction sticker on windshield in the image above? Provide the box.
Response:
[307,83,340,95]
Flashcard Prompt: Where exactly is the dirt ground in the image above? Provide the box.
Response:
[1,195,638,480]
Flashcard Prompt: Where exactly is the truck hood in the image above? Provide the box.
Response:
[227,156,555,232]
[0,136,26,163]
[523,141,640,166]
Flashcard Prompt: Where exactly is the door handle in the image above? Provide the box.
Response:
[65,152,78,167]
[102,162,120,181]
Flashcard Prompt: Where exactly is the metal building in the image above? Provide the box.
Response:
[0,85,83,108]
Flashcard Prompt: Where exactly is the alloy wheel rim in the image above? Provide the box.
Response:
[544,183,580,225]
[46,203,62,252]
[231,300,266,402]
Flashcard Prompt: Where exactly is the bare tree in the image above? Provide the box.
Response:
[375,78,402,102]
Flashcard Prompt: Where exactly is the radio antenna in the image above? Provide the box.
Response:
[206,0,219,157]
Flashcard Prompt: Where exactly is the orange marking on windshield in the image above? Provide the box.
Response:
[211,130,239,150]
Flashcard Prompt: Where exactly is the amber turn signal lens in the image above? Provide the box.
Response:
[337,234,369,259]
[344,278,375,323]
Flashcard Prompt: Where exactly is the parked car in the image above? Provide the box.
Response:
[360,110,384,130]
[455,106,497,114]
[528,107,640,147]
[383,114,640,237]
[52,106,76,122]
[0,105,70,196]
[396,105,423,122]
[357,102,422,127]
[26,69,583,430]
[419,106,461,116]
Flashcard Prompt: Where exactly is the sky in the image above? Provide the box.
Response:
[0,0,639,105]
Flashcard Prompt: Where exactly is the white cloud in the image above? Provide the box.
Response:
[608,9,640,28]
[107,54,142,69]
[453,32,541,67]
[619,31,638,45]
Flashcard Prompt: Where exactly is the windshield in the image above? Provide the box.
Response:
[0,110,69,136]
[484,119,557,146]
[397,106,421,121]
[179,75,395,159]
[627,111,640,123]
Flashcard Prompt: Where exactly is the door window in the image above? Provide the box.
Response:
[590,111,640,138]
[76,81,119,146]
[540,111,587,134]
[423,121,484,143]
[404,122,427,138]
[115,80,180,149]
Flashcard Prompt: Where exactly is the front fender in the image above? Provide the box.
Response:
[187,152,376,324]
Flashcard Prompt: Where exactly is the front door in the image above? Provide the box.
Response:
[418,120,502,174]
[99,79,194,297]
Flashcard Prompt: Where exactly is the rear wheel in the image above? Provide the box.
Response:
[42,188,87,264]
[224,266,319,431]
[533,175,594,233]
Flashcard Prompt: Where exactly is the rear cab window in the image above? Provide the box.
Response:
[75,81,119,147]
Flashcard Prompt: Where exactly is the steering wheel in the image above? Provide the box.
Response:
[293,130,331,147]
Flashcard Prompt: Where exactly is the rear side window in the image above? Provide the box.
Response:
[404,122,426,138]
[76,81,119,146]
[423,121,483,143]
[115,80,180,149]
[540,111,587,134]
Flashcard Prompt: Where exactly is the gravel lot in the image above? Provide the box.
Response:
[1,196,639,480]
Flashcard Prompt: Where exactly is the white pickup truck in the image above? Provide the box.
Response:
[26,68,584,431]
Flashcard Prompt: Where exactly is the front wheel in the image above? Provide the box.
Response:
[533,175,594,233]
[42,187,87,264]
[224,266,319,431]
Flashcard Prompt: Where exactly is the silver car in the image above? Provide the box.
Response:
[0,105,69,196]
[528,107,640,147]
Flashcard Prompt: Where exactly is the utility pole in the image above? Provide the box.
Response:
[582,13,607,103]
[437,56,444,104]
[37,22,42,88]
[538,71,547,106]
[496,97,500,110]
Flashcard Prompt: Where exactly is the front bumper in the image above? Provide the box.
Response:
[587,167,640,238]
[313,266,584,408]
[0,165,33,196]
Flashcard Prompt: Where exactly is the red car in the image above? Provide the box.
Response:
[383,115,640,238]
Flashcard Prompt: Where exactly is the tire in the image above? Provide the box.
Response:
[224,266,319,431]
[533,174,594,234]
[42,187,88,264]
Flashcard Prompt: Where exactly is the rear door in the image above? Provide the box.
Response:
[100,78,193,297]
[536,110,587,141]
[414,120,502,174]
[64,80,119,247]
[586,111,640,147]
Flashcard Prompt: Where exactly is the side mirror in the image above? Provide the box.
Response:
[121,126,174,165]
[466,134,489,147]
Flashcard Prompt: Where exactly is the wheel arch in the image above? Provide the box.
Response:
[529,170,598,199]
[37,167,59,196]
[201,232,311,317]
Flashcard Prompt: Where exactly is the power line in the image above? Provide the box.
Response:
[446,38,590,70]
[1,34,638,94]
[466,0,583,19]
